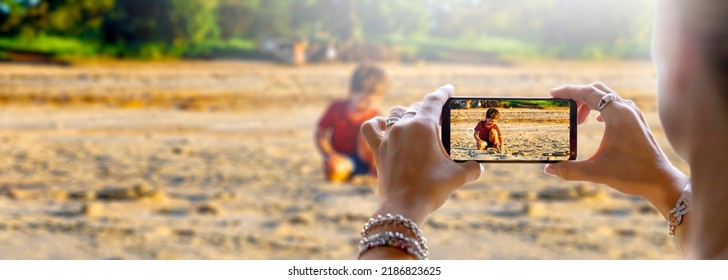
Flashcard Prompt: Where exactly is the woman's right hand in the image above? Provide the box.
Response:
[544,82,689,218]
[360,85,483,226]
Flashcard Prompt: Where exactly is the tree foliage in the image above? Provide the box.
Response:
[100,0,218,57]
[0,0,113,38]
[216,0,258,39]
[0,0,656,59]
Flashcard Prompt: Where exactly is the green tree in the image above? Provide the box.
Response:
[216,0,259,39]
[169,0,219,45]
[357,0,430,40]
[249,0,293,38]
[285,0,430,41]
[0,0,113,38]
[46,0,114,37]
[101,0,220,57]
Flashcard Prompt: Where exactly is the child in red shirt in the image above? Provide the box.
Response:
[316,65,387,182]
[473,108,504,152]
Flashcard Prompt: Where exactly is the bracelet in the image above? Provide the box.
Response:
[357,231,427,260]
[668,184,692,236]
[359,213,429,259]
[361,213,427,251]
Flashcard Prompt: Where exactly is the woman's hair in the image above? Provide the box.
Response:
[486,108,501,120]
[350,64,388,96]
[702,31,728,107]
[680,0,728,107]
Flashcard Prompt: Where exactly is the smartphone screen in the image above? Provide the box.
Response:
[441,97,577,163]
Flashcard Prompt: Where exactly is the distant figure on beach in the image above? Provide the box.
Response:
[292,38,307,66]
[315,64,387,182]
[473,108,503,152]
[325,40,338,62]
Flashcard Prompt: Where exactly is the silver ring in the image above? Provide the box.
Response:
[597,93,618,112]
[386,117,401,128]
[402,109,417,117]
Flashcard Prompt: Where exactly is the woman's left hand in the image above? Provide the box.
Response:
[361,85,483,226]
[544,83,688,218]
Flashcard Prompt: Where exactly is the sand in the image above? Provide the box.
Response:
[0,60,687,259]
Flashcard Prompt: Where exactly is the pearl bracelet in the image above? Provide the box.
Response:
[668,184,692,236]
[358,231,427,260]
[361,213,427,251]
[359,213,429,259]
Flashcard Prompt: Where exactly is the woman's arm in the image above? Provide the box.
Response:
[358,85,482,259]
[314,126,335,157]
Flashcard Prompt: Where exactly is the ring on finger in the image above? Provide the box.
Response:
[597,93,618,112]
[386,116,401,128]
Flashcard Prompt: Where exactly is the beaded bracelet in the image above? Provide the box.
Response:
[668,184,692,236]
[357,231,427,260]
[361,213,427,251]
[358,213,429,260]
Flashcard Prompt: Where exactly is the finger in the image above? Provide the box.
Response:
[400,102,422,121]
[457,161,484,184]
[361,117,386,149]
[624,99,636,108]
[388,106,407,118]
[549,84,608,110]
[416,84,454,123]
[577,103,591,125]
[624,99,649,125]
[543,161,598,182]
[590,82,615,94]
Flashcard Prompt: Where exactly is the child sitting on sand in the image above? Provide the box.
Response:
[315,64,387,182]
[473,108,503,152]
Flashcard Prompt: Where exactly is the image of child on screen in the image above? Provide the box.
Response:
[473,108,503,152]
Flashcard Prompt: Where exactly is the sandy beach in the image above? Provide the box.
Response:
[0,60,687,259]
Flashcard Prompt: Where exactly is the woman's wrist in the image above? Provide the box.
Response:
[641,171,690,220]
[372,200,432,227]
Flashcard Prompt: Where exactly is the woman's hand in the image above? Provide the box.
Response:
[361,85,483,226]
[544,82,688,218]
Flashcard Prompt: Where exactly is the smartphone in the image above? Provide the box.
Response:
[441,97,577,163]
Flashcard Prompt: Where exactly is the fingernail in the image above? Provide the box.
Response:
[544,164,556,176]
[479,163,486,175]
[548,88,555,93]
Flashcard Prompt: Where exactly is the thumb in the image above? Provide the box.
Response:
[457,161,484,183]
[544,161,595,181]
[361,117,385,149]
